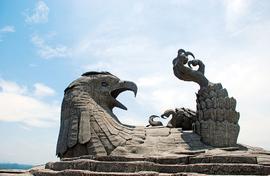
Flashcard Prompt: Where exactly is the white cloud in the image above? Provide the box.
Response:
[0,25,15,33]
[24,1,49,24]
[31,34,70,59]
[0,79,27,94]
[137,76,165,88]
[34,83,55,97]
[135,74,198,113]
[0,79,60,127]
[0,25,15,42]
[223,0,253,32]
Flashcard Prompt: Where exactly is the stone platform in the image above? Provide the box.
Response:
[3,128,270,175]
[2,128,270,175]
[110,127,209,157]
[29,147,270,175]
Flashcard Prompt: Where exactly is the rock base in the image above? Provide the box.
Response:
[29,145,270,175]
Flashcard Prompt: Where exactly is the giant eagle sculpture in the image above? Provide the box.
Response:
[56,49,240,159]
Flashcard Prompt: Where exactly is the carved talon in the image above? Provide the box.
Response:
[173,49,209,87]
[185,51,195,59]
[148,115,163,127]
[161,109,176,119]
[188,60,195,68]
[188,60,201,70]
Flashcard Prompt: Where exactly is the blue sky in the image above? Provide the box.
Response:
[1,0,270,165]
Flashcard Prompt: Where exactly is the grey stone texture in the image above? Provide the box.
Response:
[195,83,240,147]
[172,49,209,88]
[56,72,139,158]
[57,49,242,159]
[148,115,163,127]
[3,146,270,175]
[161,108,196,130]
[56,71,210,159]
[29,145,270,175]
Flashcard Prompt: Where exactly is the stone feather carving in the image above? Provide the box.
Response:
[56,72,137,158]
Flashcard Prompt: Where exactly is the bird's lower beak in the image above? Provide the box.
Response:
[110,81,138,110]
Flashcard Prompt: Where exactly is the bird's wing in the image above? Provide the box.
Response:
[78,110,91,144]
[56,97,71,156]
[56,93,93,156]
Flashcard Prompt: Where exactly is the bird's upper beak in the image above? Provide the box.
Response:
[110,81,138,110]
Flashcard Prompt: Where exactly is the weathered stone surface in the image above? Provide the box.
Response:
[2,146,268,176]
[195,83,240,147]
[57,57,242,159]
[172,49,209,88]
[42,153,270,175]
[171,49,241,148]
[31,169,209,176]
[56,70,242,158]
[189,155,257,164]
[78,111,91,144]
[3,146,270,175]
[146,127,170,136]
[158,108,196,130]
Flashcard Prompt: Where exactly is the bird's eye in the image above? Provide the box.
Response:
[101,82,109,87]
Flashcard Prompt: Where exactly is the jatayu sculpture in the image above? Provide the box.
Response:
[56,49,240,158]
[27,49,270,175]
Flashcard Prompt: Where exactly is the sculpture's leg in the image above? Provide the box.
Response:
[195,83,240,147]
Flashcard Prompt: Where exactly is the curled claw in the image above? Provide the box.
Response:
[148,115,163,127]
[173,49,209,88]
[188,60,198,69]
[187,59,205,75]
[188,61,193,68]
[185,51,195,59]
[161,109,176,119]
[178,49,186,55]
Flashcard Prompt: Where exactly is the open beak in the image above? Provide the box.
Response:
[110,81,137,110]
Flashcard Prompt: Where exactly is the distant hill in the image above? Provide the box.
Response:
[0,163,33,170]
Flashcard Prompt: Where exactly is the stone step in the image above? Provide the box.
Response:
[0,169,32,176]
[62,155,257,165]
[31,169,206,176]
[189,155,257,164]
[45,159,270,175]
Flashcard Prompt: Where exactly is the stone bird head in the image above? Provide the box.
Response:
[64,71,137,111]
